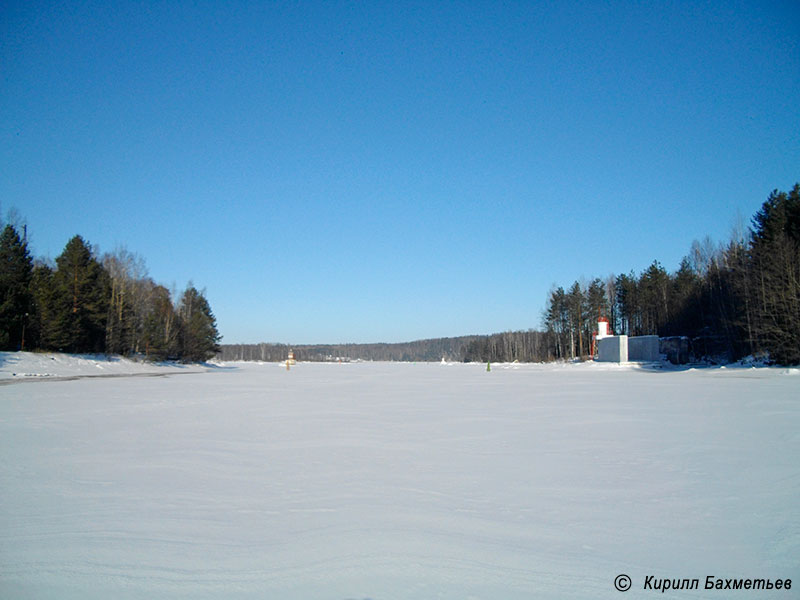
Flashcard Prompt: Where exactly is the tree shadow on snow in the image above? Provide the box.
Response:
[0,352,23,370]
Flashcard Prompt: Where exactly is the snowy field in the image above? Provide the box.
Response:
[1,356,798,599]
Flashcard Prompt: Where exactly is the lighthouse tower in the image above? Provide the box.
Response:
[591,317,612,357]
[597,318,610,340]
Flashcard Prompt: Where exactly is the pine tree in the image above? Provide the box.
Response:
[585,278,608,344]
[667,257,701,336]
[544,286,569,359]
[0,225,34,350]
[639,261,670,334]
[615,272,638,336]
[567,281,586,357]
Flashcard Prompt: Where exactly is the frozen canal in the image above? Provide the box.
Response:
[1,360,798,599]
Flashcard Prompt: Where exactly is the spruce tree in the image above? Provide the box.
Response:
[0,225,34,350]
[50,236,109,353]
[749,185,800,363]
[30,262,56,350]
[177,286,221,362]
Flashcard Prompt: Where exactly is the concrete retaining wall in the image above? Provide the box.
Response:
[629,335,660,362]
[598,335,628,362]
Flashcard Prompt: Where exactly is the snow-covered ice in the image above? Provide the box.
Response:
[1,358,798,599]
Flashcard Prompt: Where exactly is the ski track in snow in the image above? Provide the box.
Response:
[1,359,798,599]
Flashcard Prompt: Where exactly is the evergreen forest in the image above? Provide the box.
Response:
[540,184,800,365]
[0,230,220,362]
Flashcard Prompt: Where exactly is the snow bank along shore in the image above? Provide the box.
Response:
[0,351,209,383]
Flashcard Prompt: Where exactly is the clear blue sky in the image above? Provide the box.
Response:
[2,1,798,344]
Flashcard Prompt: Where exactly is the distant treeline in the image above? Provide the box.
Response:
[219,336,481,363]
[0,231,221,362]
[221,184,800,366]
